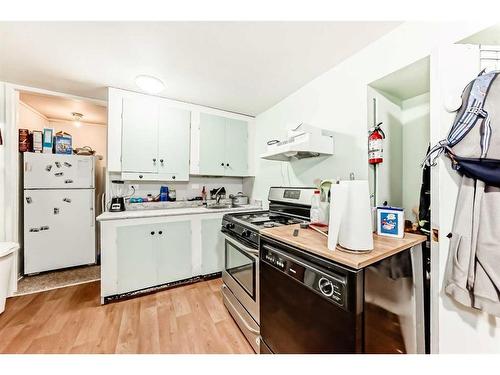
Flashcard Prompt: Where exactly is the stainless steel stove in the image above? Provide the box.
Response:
[220,187,315,353]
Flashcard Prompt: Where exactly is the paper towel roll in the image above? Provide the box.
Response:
[327,183,348,251]
[338,180,373,251]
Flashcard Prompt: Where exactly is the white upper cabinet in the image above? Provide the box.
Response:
[107,88,253,177]
[224,118,248,177]
[120,94,191,181]
[158,104,191,180]
[196,113,249,176]
[199,113,227,176]
[121,97,159,174]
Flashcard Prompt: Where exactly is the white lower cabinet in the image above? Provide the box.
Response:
[116,223,157,294]
[157,221,192,284]
[100,213,230,302]
[201,217,225,275]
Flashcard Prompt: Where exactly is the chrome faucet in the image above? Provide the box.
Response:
[214,186,224,204]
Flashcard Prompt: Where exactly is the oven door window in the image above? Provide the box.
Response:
[225,240,256,300]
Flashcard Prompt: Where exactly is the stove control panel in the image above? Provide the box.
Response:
[222,219,259,246]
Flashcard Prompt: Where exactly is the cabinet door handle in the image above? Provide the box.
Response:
[160,159,164,164]
[158,230,163,235]
[221,162,225,166]
[153,158,157,164]
[226,163,230,167]
[151,231,155,235]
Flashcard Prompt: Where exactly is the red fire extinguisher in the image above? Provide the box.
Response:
[368,122,385,164]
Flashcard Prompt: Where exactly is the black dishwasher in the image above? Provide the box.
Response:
[260,237,364,354]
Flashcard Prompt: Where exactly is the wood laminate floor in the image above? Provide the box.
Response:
[0,278,254,354]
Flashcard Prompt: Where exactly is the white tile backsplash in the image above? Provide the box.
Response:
[109,174,246,201]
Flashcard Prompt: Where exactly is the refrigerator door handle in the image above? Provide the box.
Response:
[101,193,106,213]
[90,190,95,227]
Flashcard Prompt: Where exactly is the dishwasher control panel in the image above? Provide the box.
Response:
[262,245,347,308]
[263,250,287,271]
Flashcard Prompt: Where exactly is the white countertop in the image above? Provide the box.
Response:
[96,204,262,221]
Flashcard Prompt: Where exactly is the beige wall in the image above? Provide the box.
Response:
[18,101,49,130]
[17,101,107,216]
[18,101,106,162]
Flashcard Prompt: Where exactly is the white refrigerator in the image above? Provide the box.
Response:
[23,152,96,274]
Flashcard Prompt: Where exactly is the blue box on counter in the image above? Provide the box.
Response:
[54,132,73,154]
[376,206,404,238]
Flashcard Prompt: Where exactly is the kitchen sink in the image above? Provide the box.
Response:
[206,204,233,210]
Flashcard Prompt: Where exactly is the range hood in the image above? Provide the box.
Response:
[260,123,334,161]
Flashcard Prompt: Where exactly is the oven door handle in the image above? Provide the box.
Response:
[223,233,259,257]
[222,285,260,335]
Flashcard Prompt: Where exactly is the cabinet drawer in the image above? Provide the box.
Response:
[121,172,188,182]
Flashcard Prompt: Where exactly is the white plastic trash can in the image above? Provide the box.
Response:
[0,242,19,314]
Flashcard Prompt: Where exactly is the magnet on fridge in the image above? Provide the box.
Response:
[64,179,73,184]
[55,161,61,168]
[54,172,63,177]
[63,198,72,203]
[26,197,32,204]
[40,226,49,231]
[53,208,59,215]
[45,165,52,172]
[63,162,72,167]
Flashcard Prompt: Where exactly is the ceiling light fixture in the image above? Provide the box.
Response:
[72,112,83,127]
[135,75,165,94]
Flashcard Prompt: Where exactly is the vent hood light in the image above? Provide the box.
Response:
[260,123,334,161]
[135,75,165,94]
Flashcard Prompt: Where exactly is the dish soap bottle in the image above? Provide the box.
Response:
[310,190,321,224]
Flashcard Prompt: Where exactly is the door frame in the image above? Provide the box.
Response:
[3,83,106,293]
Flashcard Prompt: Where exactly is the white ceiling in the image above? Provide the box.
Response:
[370,57,430,101]
[20,92,107,125]
[0,22,401,116]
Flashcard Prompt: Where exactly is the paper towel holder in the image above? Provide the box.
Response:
[328,180,374,253]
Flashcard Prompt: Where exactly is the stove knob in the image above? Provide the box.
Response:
[318,277,334,297]
[225,223,235,230]
[242,230,251,238]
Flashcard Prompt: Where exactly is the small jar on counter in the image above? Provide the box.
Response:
[169,188,176,202]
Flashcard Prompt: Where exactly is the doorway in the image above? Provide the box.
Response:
[367,56,431,352]
[7,86,107,294]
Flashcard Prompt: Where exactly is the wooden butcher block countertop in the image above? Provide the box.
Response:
[260,224,426,270]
